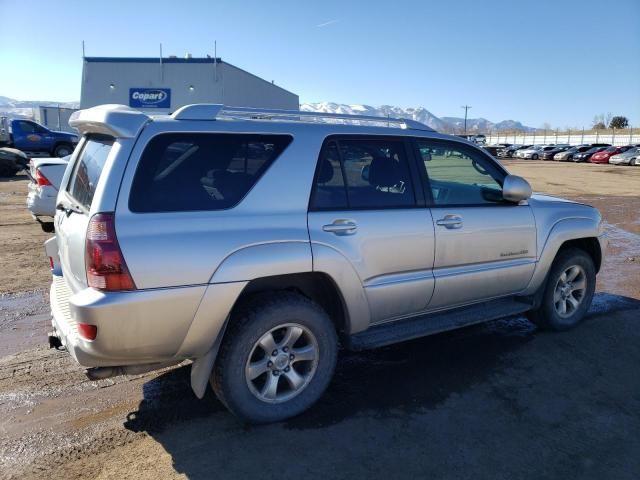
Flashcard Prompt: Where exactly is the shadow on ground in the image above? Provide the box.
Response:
[124,292,640,479]
[0,174,28,183]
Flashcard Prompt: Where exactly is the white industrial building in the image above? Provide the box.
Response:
[80,56,299,112]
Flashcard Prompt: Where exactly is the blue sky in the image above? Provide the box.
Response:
[1,0,639,127]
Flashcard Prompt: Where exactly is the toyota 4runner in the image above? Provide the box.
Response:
[47,104,607,423]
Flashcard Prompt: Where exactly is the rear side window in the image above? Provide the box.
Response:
[310,137,416,210]
[67,135,114,210]
[129,133,292,212]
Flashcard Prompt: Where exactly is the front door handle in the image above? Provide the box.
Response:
[323,220,358,235]
[436,214,463,229]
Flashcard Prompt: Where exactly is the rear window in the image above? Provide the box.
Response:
[129,133,292,212]
[66,135,114,210]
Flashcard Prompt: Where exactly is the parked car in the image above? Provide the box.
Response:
[553,145,592,162]
[0,149,21,177]
[609,147,640,166]
[497,144,532,158]
[26,155,71,231]
[573,146,608,163]
[516,145,556,159]
[0,147,30,170]
[47,104,607,423]
[590,145,636,164]
[541,145,571,160]
[483,143,511,157]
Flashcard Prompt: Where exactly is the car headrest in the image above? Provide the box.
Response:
[369,156,400,187]
[317,158,334,183]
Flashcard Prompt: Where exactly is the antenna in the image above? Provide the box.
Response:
[81,40,85,58]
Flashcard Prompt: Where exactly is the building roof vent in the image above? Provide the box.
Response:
[185,53,192,59]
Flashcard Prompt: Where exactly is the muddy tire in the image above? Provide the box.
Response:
[527,248,596,331]
[211,292,337,423]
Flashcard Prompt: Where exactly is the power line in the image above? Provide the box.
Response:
[461,105,472,135]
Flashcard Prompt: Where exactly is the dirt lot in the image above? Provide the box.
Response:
[0,161,638,479]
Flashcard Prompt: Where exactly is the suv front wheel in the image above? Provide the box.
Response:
[212,292,338,423]
[528,248,596,331]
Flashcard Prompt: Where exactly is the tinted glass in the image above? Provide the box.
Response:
[311,142,348,209]
[310,137,416,210]
[417,140,505,206]
[130,133,292,212]
[340,139,415,208]
[67,136,113,210]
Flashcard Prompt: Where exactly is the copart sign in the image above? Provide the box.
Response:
[129,88,171,108]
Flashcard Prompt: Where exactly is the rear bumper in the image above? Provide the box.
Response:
[50,274,247,368]
[26,184,57,217]
[50,275,207,367]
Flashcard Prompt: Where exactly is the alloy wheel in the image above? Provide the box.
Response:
[553,265,587,318]
[245,323,319,404]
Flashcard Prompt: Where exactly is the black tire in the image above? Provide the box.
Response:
[53,143,73,157]
[527,247,596,331]
[531,153,539,160]
[212,291,338,423]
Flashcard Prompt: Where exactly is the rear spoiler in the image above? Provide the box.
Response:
[69,104,151,138]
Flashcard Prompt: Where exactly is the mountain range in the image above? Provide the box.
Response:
[1,96,535,132]
[301,102,536,133]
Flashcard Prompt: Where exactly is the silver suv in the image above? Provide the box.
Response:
[47,104,607,423]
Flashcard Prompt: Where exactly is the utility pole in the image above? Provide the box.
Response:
[461,105,472,135]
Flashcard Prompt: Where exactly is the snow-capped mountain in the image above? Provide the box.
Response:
[1,96,535,132]
[0,96,79,119]
[301,102,448,130]
[441,116,535,133]
[302,102,535,132]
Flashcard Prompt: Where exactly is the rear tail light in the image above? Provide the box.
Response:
[85,213,136,291]
[48,257,54,270]
[35,169,51,186]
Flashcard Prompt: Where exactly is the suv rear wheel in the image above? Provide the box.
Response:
[527,248,595,331]
[212,292,337,423]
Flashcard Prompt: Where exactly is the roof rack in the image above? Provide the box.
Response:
[170,104,434,131]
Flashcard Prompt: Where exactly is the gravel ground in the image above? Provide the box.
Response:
[0,161,638,479]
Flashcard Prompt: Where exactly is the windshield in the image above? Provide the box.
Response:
[604,147,617,153]
[66,135,114,210]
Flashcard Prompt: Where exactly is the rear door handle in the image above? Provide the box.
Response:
[436,214,463,229]
[323,220,358,235]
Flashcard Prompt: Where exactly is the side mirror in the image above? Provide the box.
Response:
[502,175,532,203]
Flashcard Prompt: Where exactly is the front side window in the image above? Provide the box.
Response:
[417,140,505,206]
[67,135,114,210]
[310,137,416,210]
[129,133,292,212]
[17,121,37,134]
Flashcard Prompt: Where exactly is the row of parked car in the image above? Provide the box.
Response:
[494,143,640,165]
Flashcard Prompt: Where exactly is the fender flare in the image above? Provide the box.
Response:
[310,243,371,334]
[522,217,603,295]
